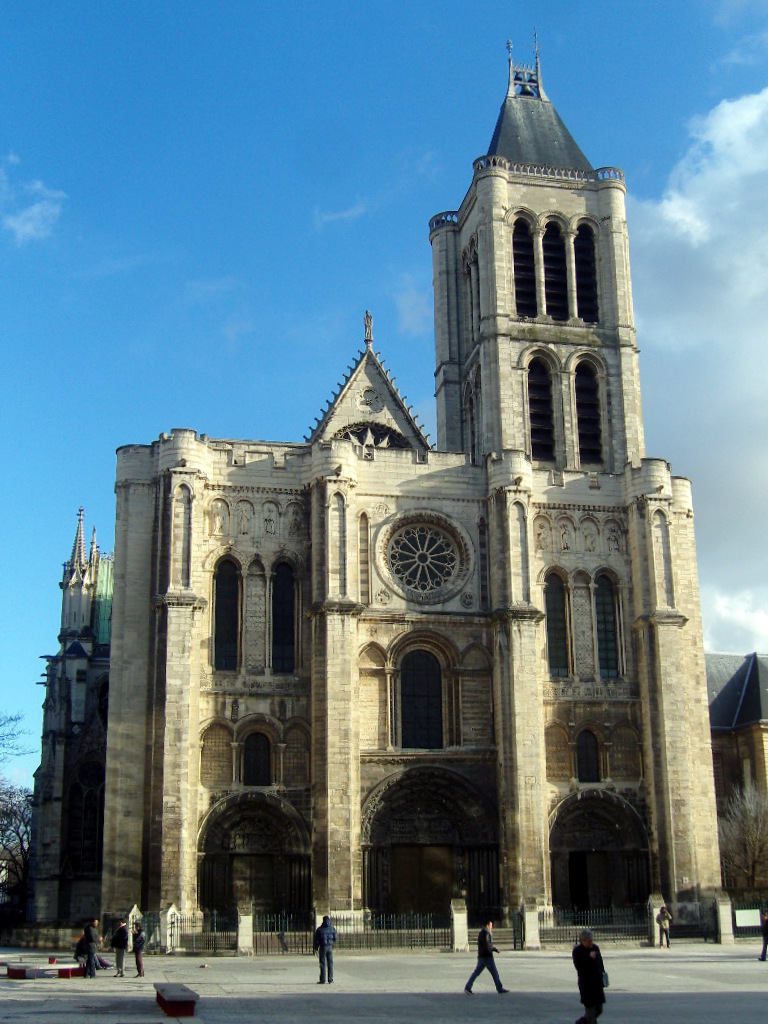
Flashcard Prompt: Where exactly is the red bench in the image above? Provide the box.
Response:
[57,964,85,978]
[154,982,200,1017]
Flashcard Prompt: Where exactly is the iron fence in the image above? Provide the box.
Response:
[252,912,314,954]
[539,905,650,944]
[731,898,768,938]
[175,910,237,952]
[331,912,451,951]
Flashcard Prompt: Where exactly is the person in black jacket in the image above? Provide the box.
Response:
[132,922,146,977]
[313,915,338,984]
[83,918,101,979]
[464,918,509,994]
[111,919,129,977]
[572,929,606,1023]
[758,910,768,961]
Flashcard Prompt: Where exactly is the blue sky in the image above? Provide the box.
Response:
[2,0,768,786]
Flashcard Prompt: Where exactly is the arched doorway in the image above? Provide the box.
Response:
[549,790,650,909]
[198,793,310,913]
[362,768,499,922]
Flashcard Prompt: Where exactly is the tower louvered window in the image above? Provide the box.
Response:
[214,559,240,670]
[542,222,568,321]
[528,358,555,461]
[574,224,599,322]
[544,574,569,677]
[595,574,619,678]
[575,362,602,465]
[513,219,537,317]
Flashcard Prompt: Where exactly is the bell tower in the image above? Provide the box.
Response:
[430,42,644,472]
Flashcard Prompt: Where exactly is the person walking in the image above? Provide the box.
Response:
[111,918,129,977]
[132,922,146,977]
[657,905,672,948]
[758,910,768,961]
[313,914,338,984]
[83,918,101,979]
[464,918,509,995]
[572,928,606,1023]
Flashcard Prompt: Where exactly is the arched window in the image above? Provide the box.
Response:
[214,559,240,670]
[66,762,105,875]
[513,219,537,317]
[528,358,555,461]
[574,224,598,323]
[542,222,568,321]
[544,575,569,677]
[401,650,443,749]
[243,732,271,786]
[575,363,602,465]
[595,574,619,678]
[465,385,476,464]
[576,730,600,782]
[358,513,370,605]
[272,562,295,673]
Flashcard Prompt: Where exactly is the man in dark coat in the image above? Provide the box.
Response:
[132,922,146,977]
[313,915,338,984]
[83,918,101,979]
[464,918,509,994]
[111,918,129,977]
[572,928,606,1023]
[758,910,768,961]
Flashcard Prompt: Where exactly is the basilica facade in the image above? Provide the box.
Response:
[93,55,722,925]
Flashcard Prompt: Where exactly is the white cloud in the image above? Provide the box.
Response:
[1,173,67,245]
[629,87,768,651]
[313,200,367,229]
[393,277,432,336]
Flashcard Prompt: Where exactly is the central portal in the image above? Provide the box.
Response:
[390,845,452,914]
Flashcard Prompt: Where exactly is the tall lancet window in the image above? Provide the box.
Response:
[272,562,295,674]
[542,222,568,321]
[574,224,599,322]
[512,219,537,317]
[401,650,443,749]
[528,358,555,461]
[595,574,619,678]
[243,732,271,786]
[577,729,600,782]
[575,362,602,466]
[214,559,240,670]
[544,574,569,677]
[172,484,192,588]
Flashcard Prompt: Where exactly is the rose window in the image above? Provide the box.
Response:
[387,524,458,593]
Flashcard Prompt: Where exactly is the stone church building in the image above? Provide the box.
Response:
[36,52,724,927]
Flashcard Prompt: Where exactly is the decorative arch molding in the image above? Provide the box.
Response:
[504,207,538,229]
[517,345,562,372]
[234,713,282,746]
[359,641,386,668]
[563,350,607,376]
[198,790,311,856]
[361,766,498,846]
[386,628,460,672]
[537,211,570,232]
[268,549,305,575]
[459,642,493,671]
[570,213,601,235]
[199,717,235,741]
[549,788,649,853]
[203,549,245,574]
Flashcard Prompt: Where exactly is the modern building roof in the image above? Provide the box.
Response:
[707,652,768,729]
[487,53,592,171]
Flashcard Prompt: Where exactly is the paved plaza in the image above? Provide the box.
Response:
[1,943,765,1023]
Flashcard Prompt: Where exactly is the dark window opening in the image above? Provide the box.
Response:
[575,363,602,465]
[595,575,619,678]
[401,650,443,749]
[214,559,239,670]
[577,730,600,782]
[513,219,537,317]
[243,733,271,786]
[545,575,569,677]
[542,222,568,321]
[272,562,295,674]
[528,358,555,461]
[574,224,599,323]
[66,762,105,875]
[98,680,109,728]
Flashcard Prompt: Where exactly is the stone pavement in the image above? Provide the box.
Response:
[0,943,765,1023]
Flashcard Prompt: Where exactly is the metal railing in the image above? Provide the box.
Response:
[539,906,650,944]
[253,912,314,955]
[176,910,237,952]
[731,897,768,938]
[332,912,451,951]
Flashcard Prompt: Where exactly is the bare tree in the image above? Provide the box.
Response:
[0,712,29,768]
[718,779,768,891]
[0,784,32,913]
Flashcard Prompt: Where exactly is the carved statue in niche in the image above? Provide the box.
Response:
[607,527,621,554]
[212,501,227,535]
[238,505,251,536]
[583,525,597,554]
[560,523,572,552]
[535,520,550,552]
[264,512,276,535]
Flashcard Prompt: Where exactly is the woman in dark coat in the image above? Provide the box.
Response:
[572,928,606,1023]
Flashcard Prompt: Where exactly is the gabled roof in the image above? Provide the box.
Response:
[305,318,430,452]
[65,640,89,660]
[708,652,768,729]
[487,52,592,171]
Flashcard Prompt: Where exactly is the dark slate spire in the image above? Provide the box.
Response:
[487,40,592,171]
